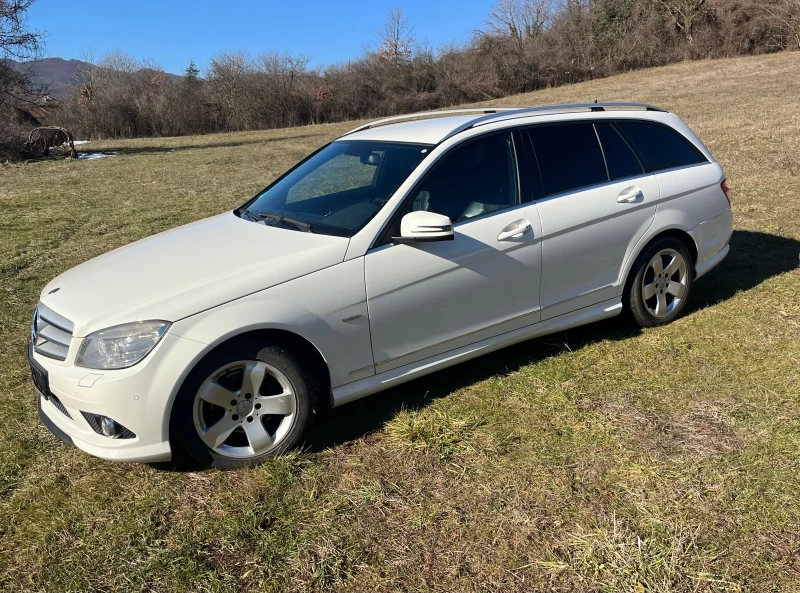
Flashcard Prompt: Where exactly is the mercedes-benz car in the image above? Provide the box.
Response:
[28,103,733,468]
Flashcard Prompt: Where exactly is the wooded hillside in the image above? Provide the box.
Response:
[52,0,800,139]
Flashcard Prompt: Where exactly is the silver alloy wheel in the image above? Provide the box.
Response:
[192,360,297,458]
[642,248,689,319]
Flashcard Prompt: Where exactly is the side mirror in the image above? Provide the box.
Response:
[394,211,454,244]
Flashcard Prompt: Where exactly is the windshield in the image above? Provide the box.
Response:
[241,140,433,236]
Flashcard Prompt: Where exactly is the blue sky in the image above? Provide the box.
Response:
[27,0,495,74]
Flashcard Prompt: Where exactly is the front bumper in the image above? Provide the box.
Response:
[31,331,208,463]
[38,395,74,447]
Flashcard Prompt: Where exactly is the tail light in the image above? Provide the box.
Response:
[721,179,731,205]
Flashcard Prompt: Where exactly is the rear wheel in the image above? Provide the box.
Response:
[171,341,316,469]
[627,237,693,328]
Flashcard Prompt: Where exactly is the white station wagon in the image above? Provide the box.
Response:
[29,103,733,468]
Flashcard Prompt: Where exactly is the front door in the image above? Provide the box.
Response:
[365,131,543,373]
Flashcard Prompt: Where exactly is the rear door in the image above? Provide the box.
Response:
[525,121,661,319]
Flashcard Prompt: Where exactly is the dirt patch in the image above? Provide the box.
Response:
[666,402,741,459]
[599,399,741,460]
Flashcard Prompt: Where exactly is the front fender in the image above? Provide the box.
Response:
[172,299,324,353]
[169,258,375,390]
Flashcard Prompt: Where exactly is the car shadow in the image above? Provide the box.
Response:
[305,229,799,453]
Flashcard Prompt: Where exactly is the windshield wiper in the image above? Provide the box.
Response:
[239,207,262,222]
[258,211,312,233]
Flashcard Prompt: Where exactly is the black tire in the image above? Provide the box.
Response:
[170,339,317,470]
[626,236,694,328]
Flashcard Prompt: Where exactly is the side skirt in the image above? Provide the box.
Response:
[332,298,623,407]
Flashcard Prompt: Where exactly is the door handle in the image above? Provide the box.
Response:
[617,187,643,203]
[497,221,532,241]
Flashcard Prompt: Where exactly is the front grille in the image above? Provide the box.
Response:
[49,394,73,419]
[81,412,136,439]
[33,303,74,361]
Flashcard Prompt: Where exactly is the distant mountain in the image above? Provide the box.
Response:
[7,57,185,99]
[7,57,90,98]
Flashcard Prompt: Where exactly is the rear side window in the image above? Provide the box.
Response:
[615,121,706,172]
[527,123,608,197]
[595,123,644,181]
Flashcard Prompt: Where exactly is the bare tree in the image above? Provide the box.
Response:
[64,50,176,138]
[486,0,551,41]
[252,51,311,126]
[762,0,800,50]
[657,0,713,45]
[378,7,415,65]
[1,0,45,157]
[0,1,41,59]
[207,50,253,130]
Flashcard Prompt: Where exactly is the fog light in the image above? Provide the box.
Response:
[100,416,119,438]
[80,411,136,439]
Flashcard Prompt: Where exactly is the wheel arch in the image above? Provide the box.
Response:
[622,227,699,296]
[214,328,331,399]
[164,327,333,448]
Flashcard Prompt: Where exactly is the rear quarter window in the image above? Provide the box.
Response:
[615,121,707,173]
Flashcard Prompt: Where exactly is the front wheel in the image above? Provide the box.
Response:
[170,341,316,469]
[627,237,694,328]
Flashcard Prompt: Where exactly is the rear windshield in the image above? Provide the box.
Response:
[242,141,432,236]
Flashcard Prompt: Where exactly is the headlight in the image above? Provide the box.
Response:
[76,321,171,370]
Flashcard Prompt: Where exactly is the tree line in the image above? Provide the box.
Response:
[4,0,800,149]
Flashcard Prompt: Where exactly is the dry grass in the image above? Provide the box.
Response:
[1,52,800,592]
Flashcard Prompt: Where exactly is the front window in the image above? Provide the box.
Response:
[407,132,519,221]
[242,141,432,236]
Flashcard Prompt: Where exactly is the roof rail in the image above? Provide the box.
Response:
[440,102,667,142]
[337,102,667,142]
[338,108,526,138]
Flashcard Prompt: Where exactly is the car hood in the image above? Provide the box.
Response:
[39,212,349,337]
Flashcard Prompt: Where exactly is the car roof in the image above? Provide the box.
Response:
[337,103,669,145]
[338,115,478,145]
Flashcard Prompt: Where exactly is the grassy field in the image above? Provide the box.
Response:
[1,52,800,592]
